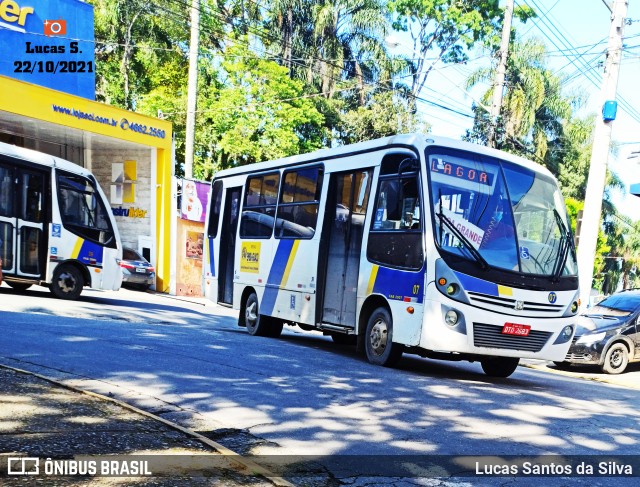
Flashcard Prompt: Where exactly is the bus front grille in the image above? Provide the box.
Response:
[473,323,552,352]
[467,292,564,314]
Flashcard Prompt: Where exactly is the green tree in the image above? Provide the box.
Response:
[263,0,392,103]
[339,90,428,143]
[195,41,326,177]
[387,0,535,101]
[547,115,594,200]
[465,38,572,162]
[90,0,194,109]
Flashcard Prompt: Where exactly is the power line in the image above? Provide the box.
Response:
[519,0,640,125]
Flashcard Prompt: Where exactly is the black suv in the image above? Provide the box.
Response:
[559,289,640,374]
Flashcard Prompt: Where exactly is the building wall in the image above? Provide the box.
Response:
[89,148,153,253]
[175,218,204,297]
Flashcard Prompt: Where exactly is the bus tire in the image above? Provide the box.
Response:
[480,357,519,378]
[365,307,403,367]
[7,281,32,292]
[264,317,284,338]
[243,292,281,337]
[50,265,84,300]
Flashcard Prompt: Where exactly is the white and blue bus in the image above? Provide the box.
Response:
[203,134,579,377]
[0,142,122,299]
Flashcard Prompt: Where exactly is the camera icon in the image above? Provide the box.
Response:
[44,19,67,37]
[7,457,39,475]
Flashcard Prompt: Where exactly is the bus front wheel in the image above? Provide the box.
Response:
[480,357,519,378]
[50,265,83,300]
[365,307,403,367]
[243,292,282,338]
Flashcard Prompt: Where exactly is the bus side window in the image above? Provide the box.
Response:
[368,166,423,270]
[276,166,322,239]
[240,172,279,238]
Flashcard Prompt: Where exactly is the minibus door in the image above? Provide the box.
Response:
[321,170,372,327]
[218,186,241,305]
[0,162,47,280]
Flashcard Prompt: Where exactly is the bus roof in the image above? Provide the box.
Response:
[0,140,94,177]
[212,133,557,182]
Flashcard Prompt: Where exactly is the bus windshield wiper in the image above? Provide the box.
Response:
[436,211,489,270]
[551,209,570,282]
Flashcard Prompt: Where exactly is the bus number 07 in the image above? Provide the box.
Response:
[413,284,420,295]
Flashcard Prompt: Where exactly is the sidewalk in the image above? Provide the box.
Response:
[0,365,285,486]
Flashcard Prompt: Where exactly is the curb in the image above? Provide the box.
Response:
[520,361,640,390]
[0,364,295,487]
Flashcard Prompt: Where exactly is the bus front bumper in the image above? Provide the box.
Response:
[419,298,576,362]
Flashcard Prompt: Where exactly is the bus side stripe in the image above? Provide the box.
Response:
[261,239,296,315]
[366,265,379,295]
[281,240,299,286]
[71,237,84,259]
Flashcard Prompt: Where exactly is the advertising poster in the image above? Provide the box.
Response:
[180,179,208,223]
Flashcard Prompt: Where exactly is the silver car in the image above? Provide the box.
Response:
[120,247,155,291]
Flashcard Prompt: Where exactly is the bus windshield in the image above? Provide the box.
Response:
[428,149,577,278]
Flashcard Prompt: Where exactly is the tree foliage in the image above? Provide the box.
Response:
[387,0,535,99]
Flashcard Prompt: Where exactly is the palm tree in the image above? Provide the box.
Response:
[466,38,572,161]
[263,0,391,105]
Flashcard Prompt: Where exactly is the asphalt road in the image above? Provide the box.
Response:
[1,284,639,486]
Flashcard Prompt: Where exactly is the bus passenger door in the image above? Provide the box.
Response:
[321,170,371,327]
[0,162,47,280]
[218,186,241,305]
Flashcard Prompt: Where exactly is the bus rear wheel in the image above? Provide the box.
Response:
[480,357,520,378]
[50,265,83,300]
[243,292,282,338]
[365,307,403,367]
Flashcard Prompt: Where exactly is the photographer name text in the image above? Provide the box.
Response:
[476,460,634,476]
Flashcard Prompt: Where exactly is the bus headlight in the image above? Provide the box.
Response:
[445,310,459,326]
[446,283,458,296]
[554,325,574,344]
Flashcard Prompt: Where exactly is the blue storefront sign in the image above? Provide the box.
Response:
[0,0,95,99]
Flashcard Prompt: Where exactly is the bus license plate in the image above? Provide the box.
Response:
[135,268,146,273]
[502,323,531,336]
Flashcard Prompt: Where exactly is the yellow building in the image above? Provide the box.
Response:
[0,75,174,292]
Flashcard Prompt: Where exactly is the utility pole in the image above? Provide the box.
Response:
[577,0,628,309]
[184,0,200,179]
[488,0,514,148]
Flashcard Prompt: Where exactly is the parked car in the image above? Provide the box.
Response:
[120,247,155,291]
[558,289,640,374]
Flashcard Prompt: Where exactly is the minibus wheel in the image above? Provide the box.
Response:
[365,307,403,367]
[50,264,83,300]
[480,357,519,378]
[243,291,282,337]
